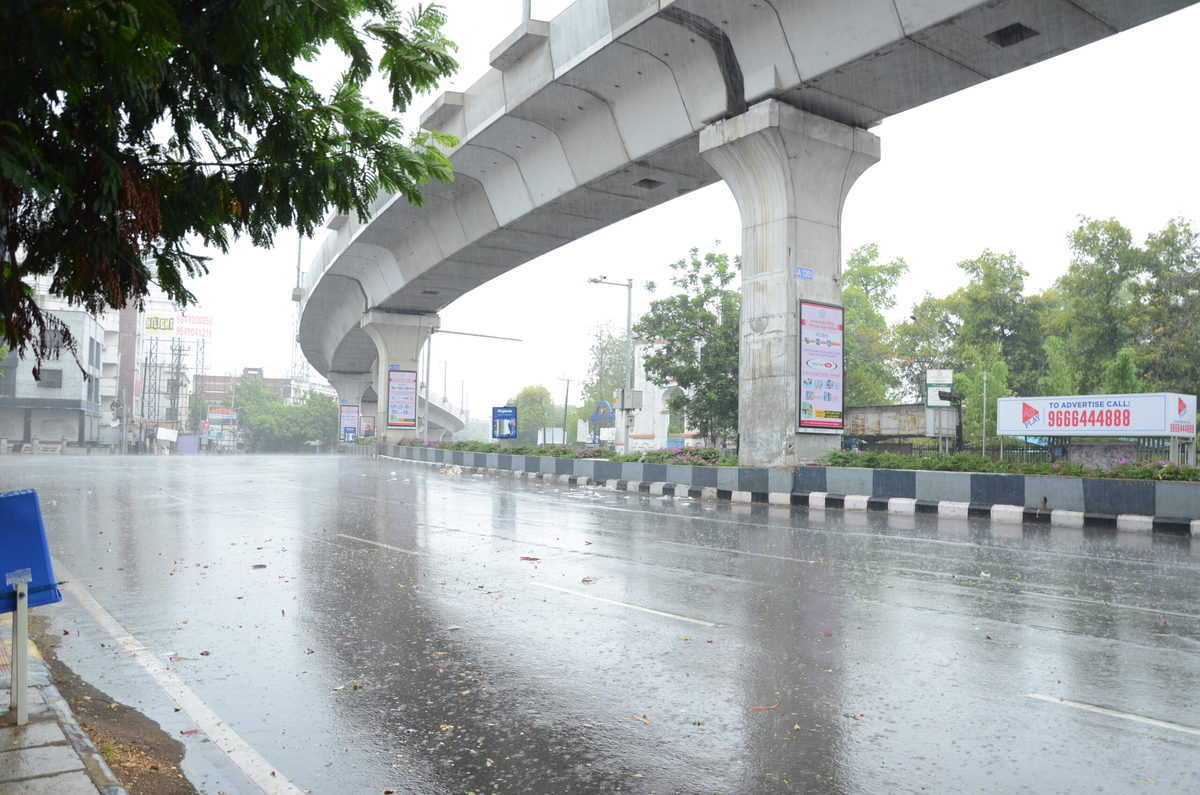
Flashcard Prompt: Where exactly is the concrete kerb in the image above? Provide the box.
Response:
[379,451,1199,533]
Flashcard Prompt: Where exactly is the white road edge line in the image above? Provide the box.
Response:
[532,582,719,628]
[54,560,304,795]
[1025,693,1200,737]
[336,533,424,556]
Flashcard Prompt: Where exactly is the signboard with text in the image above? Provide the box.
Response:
[144,313,213,338]
[798,301,845,430]
[339,404,361,443]
[492,407,517,439]
[386,367,418,429]
[997,393,1196,438]
[926,369,954,408]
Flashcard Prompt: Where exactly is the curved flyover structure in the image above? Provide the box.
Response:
[300,0,1195,461]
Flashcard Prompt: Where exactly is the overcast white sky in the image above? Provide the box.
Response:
[186,1,1200,420]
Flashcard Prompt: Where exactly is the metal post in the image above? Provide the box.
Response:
[424,332,432,446]
[562,378,570,445]
[522,0,532,21]
[10,580,29,725]
[982,371,988,454]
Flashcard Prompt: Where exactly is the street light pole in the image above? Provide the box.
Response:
[587,277,635,452]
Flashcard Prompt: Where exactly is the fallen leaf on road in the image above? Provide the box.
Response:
[169,656,197,662]
[519,556,541,562]
[180,729,198,736]
[251,564,267,569]
[584,541,593,545]
[580,577,595,584]
[199,650,210,656]
[750,704,779,711]
[631,714,651,725]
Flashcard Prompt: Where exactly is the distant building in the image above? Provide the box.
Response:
[0,308,107,444]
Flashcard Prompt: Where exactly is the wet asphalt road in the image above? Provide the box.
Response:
[1,455,1198,794]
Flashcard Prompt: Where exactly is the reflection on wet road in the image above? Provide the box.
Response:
[2,455,1198,793]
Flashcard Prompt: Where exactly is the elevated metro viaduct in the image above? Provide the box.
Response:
[299,0,1196,463]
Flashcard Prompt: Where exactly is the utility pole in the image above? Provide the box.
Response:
[560,377,571,445]
[587,276,635,452]
[982,370,988,453]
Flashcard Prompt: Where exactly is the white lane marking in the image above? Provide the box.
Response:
[532,582,719,628]
[1026,693,1200,737]
[336,533,424,556]
[54,561,303,794]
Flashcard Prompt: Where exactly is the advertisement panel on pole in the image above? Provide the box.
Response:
[339,404,360,443]
[798,301,845,430]
[386,367,418,429]
[996,393,1196,438]
[491,407,517,439]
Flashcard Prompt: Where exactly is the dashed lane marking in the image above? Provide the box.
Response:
[336,533,424,556]
[532,582,719,628]
[1026,693,1200,737]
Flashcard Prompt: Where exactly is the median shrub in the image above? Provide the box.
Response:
[825,450,1200,481]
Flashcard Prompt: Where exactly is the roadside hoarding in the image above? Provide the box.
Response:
[143,312,213,338]
[997,393,1197,438]
[339,404,360,443]
[386,367,418,428]
[207,407,236,425]
[798,301,845,430]
[492,407,517,439]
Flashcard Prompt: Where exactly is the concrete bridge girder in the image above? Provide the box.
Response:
[299,0,1197,461]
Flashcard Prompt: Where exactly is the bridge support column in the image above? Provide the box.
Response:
[361,311,439,445]
[327,371,373,407]
[700,100,879,466]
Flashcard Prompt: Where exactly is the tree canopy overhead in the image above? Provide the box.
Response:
[1,0,458,361]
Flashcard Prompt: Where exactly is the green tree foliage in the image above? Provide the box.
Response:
[842,244,906,405]
[955,345,1010,446]
[504,385,555,445]
[1,0,458,361]
[944,251,1044,396]
[634,248,739,446]
[1135,219,1200,394]
[1057,219,1140,392]
[890,295,959,400]
[233,376,338,452]
[1102,347,1141,394]
[580,326,628,413]
[1037,336,1076,396]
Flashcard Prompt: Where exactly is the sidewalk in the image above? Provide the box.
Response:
[0,613,126,794]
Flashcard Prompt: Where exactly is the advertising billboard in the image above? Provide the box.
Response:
[339,404,360,443]
[996,393,1196,438]
[144,313,213,338]
[798,301,844,430]
[386,367,418,429]
[492,407,517,439]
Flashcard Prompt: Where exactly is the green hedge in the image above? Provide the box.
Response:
[825,451,1200,482]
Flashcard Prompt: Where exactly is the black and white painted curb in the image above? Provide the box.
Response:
[382,456,1200,536]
